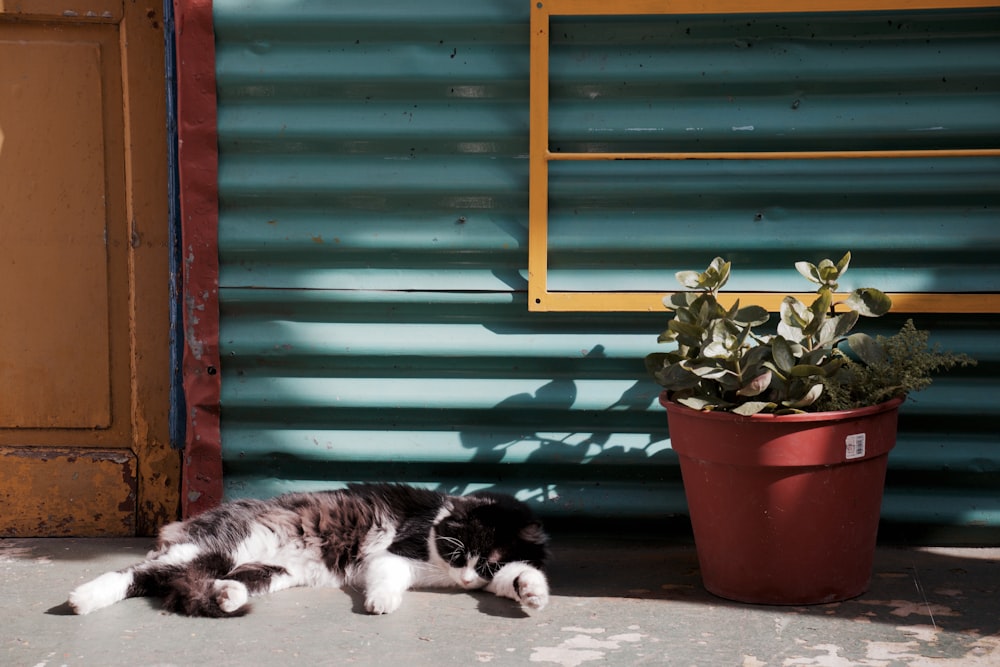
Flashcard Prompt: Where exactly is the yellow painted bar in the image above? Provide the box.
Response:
[536,0,1000,16]
[530,291,1000,313]
[528,0,1000,314]
[528,3,551,308]
[547,149,1000,161]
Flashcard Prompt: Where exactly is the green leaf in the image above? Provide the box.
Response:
[663,292,694,311]
[702,341,733,359]
[733,305,770,327]
[803,289,832,337]
[667,320,705,347]
[675,270,704,290]
[843,288,893,317]
[762,361,788,381]
[846,332,887,365]
[832,310,860,339]
[732,401,776,416]
[783,383,824,408]
[736,371,772,397]
[652,360,701,390]
[742,344,772,370]
[780,296,811,329]
[835,251,852,276]
[771,336,796,372]
[675,257,731,293]
[644,352,669,378]
[711,257,731,289]
[676,396,719,411]
[795,261,821,285]
[817,258,839,285]
[689,364,732,380]
[656,328,678,344]
[789,364,826,378]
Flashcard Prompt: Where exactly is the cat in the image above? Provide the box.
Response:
[67,483,550,617]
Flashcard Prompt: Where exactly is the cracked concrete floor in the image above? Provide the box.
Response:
[2,536,998,666]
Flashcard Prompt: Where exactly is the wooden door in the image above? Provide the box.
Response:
[0,1,179,536]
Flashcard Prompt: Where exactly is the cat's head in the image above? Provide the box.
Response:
[432,493,549,589]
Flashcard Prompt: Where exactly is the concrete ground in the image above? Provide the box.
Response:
[2,536,998,667]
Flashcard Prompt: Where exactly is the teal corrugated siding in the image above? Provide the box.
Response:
[214,1,1000,541]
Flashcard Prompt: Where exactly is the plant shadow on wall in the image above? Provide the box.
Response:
[451,344,682,523]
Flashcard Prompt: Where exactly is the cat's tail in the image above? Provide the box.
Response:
[68,551,287,618]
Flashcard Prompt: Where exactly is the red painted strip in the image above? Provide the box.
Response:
[175,0,223,518]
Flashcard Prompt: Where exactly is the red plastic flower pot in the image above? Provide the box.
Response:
[662,393,904,605]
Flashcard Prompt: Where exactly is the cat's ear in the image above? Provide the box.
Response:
[519,521,548,545]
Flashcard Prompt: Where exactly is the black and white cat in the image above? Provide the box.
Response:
[68,483,550,617]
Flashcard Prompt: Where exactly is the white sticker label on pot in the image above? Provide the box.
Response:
[845,433,866,460]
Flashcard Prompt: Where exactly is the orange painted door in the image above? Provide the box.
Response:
[0,2,179,536]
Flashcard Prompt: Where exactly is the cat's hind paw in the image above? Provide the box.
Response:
[68,571,132,615]
[213,579,249,615]
[514,569,549,611]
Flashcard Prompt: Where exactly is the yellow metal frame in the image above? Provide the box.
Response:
[528,0,1000,313]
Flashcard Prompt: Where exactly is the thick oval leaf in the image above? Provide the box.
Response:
[689,364,732,380]
[782,383,824,408]
[804,289,832,337]
[831,310,860,339]
[657,330,678,344]
[644,352,669,377]
[817,258,839,285]
[795,261,821,285]
[732,401,776,416]
[762,361,788,381]
[676,396,719,411]
[702,341,734,360]
[780,296,811,329]
[675,270,704,290]
[736,370,772,397]
[711,258,732,290]
[835,251,851,275]
[653,361,701,390]
[789,364,826,378]
[846,332,887,365]
[664,291,697,310]
[733,305,770,327]
[667,320,705,347]
[844,288,893,317]
[771,335,796,372]
[777,320,806,344]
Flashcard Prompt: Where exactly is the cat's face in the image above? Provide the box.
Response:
[433,495,549,589]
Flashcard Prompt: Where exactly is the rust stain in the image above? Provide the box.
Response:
[0,446,136,537]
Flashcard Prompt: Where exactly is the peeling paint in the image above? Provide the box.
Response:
[859,599,960,619]
[0,447,136,536]
[530,626,645,666]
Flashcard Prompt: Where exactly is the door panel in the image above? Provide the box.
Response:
[0,4,179,536]
[1,38,112,428]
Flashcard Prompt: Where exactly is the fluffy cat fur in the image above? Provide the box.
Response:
[67,483,550,617]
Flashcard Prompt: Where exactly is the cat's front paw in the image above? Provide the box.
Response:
[514,569,549,611]
[364,588,403,615]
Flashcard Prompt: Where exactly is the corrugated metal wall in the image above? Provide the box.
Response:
[213,1,1000,541]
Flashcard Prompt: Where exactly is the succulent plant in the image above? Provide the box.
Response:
[645,253,975,416]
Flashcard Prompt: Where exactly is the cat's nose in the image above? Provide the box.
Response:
[459,570,478,586]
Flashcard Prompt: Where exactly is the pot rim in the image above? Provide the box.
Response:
[659,392,905,423]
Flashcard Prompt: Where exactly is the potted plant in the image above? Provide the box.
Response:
[646,253,975,605]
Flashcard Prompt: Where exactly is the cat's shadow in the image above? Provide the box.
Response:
[343,586,528,619]
[48,588,529,619]
[473,592,531,619]
[46,601,76,616]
